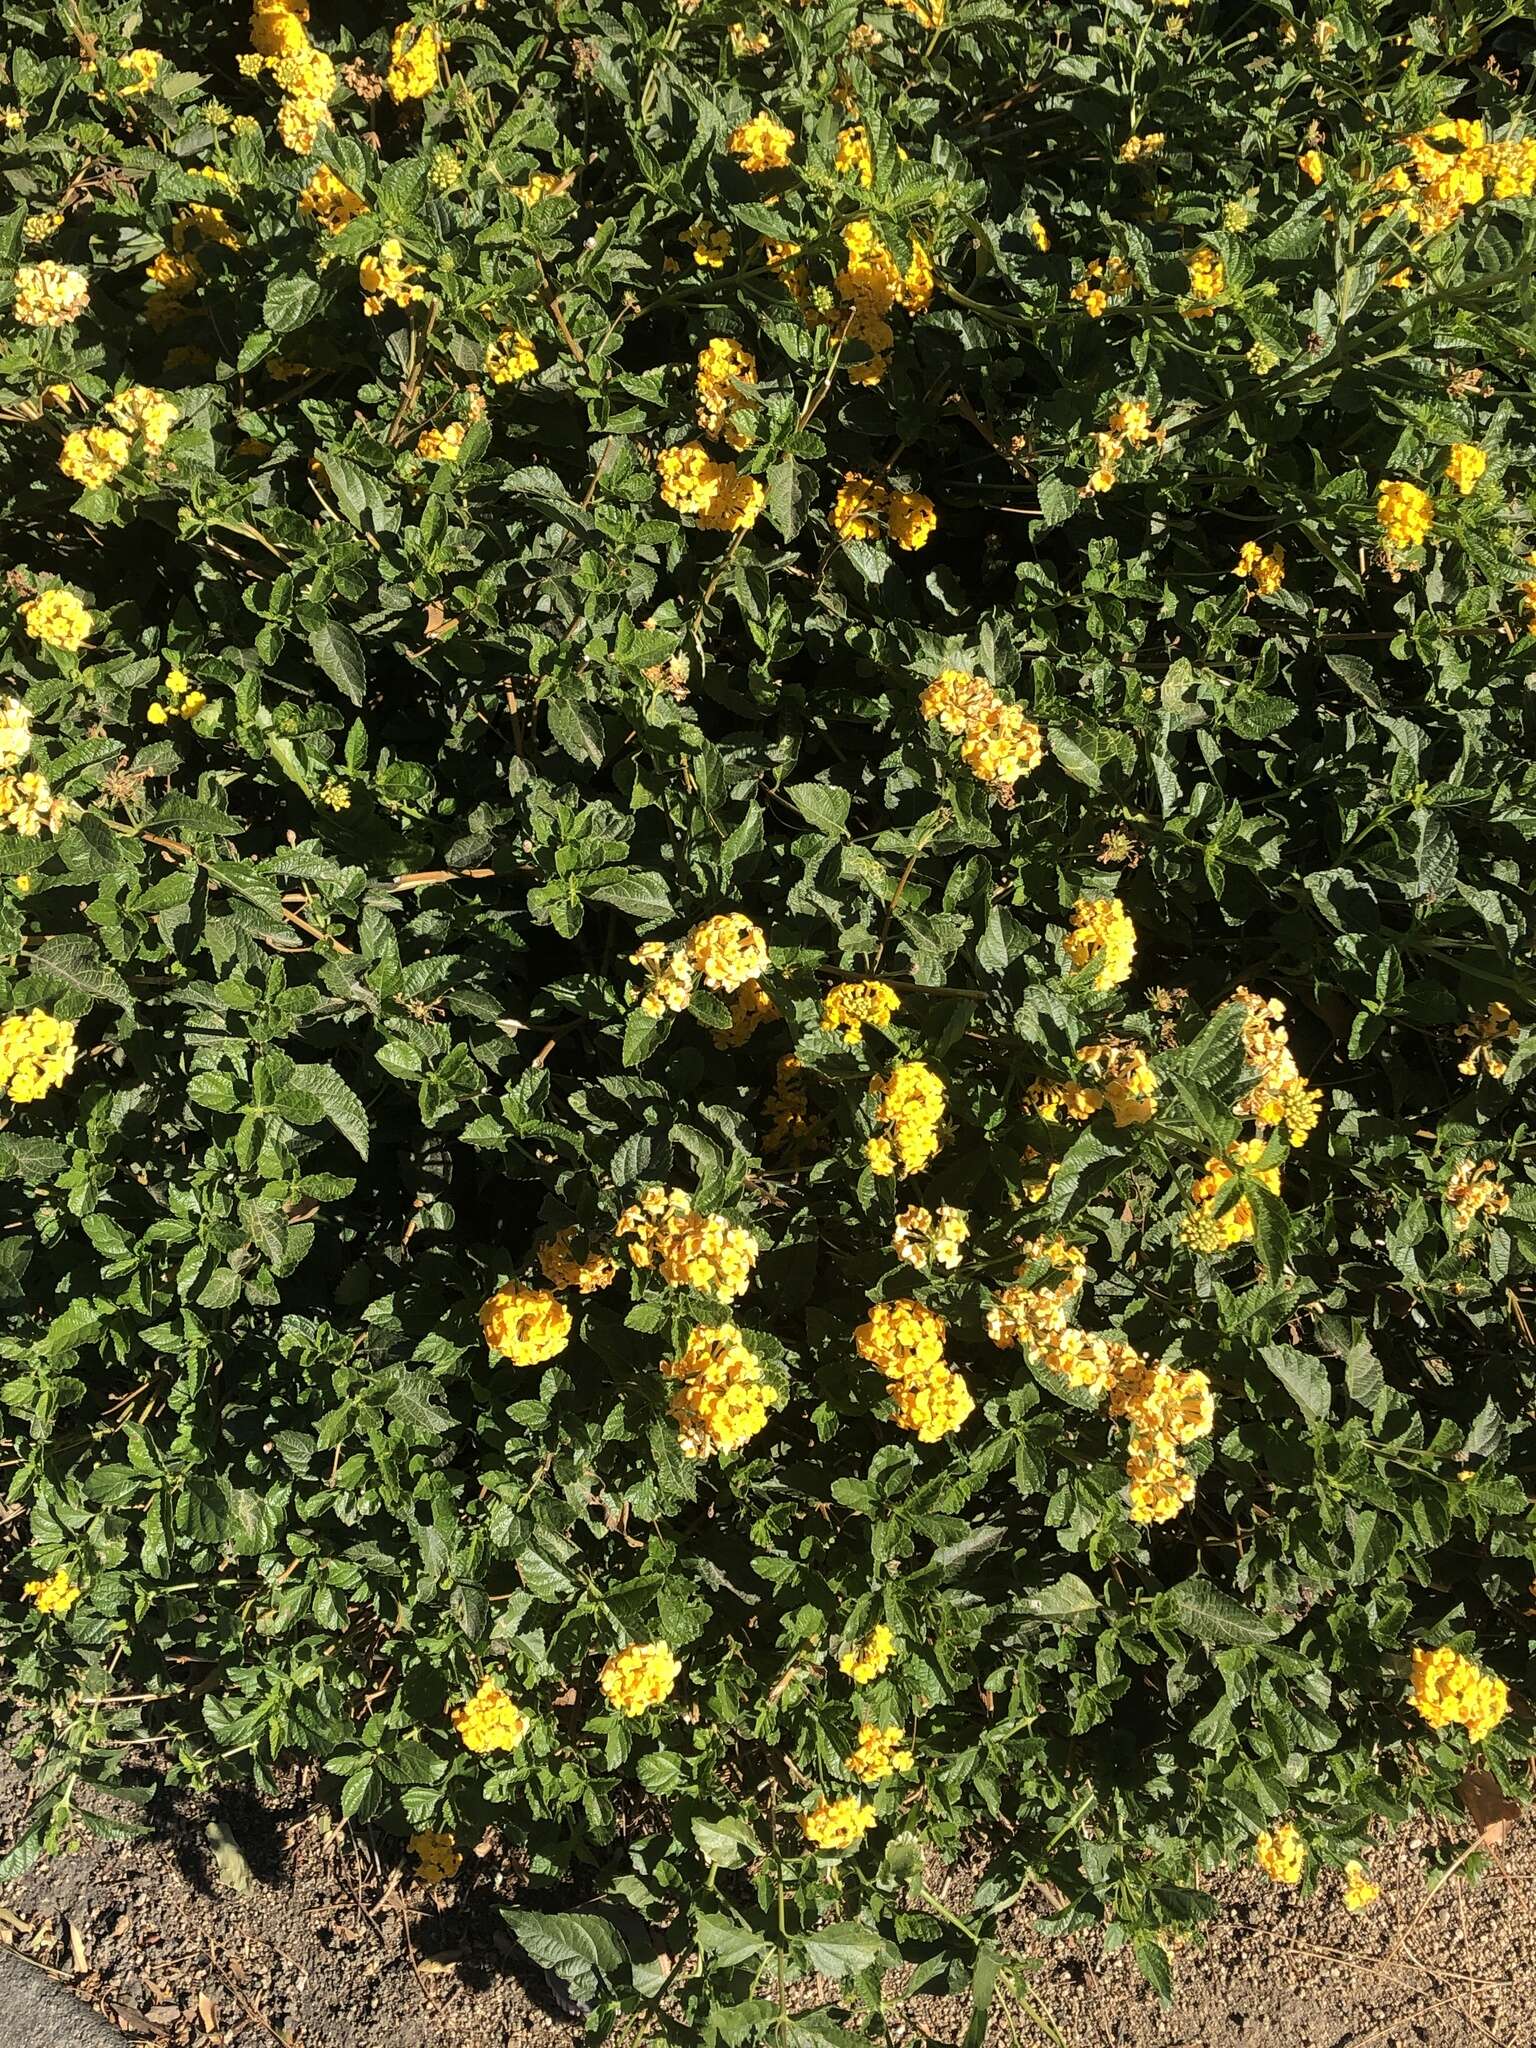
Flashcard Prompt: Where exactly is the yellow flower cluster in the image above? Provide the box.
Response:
[417,422,466,463]
[867,1059,946,1176]
[59,425,131,490]
[1030,1042,1158,1128]
[892,1204,969,1272]
[831,472,936,551]
[1229,989,1323,1145]
[1233,540,1285,596]
[146,667,208,725]
[839,1622,895,1684]
[1444,442,1486,495]
[662,1323,776,1458]
[1373,120,1536,239]
[1410,1645,1508,1742]
[486,329,538,383]
[695,338,757,450]
[836,124,874,187]
[1063,896,1136,990]
[0,696,30,769]
[1376,478,1434,550]
[832,219,933,384]
[110,385,180,453]
[617,1187,759,1302]
[22,587,91,650]
[387,21,444,102]
[854,1298,974,1442]
[0,772,65,838]
[728,110,796,172]
[1342,1860,1380,1913]
[712,978,778,1048]
[1085,397,1157,494]
[409,1830,462,1884]
[844,1723,913,1783]
[479,1282,573,1366]
[1456,1002,1519,1080]
[683,219,732,269]
[763,1055,820,1160]
[118,47,163,94]
[1444,1156,1509,1234]
[1185,246,1226,300]
[988,1241,1212,1522]
[360,239,425,317]
[1182,1137,1281,1250]
[656,441,765,532]
[298,164,368,235]
[536,1228,617,1295]
[250,0,308,61]
[630,912,768,1015]
[600,1641,681,1716]
[510,169,563,207]
[12,260,89,327]
[800,1794,877,1850]
[0,1008,78,1104]
[22,209,62,243]
[23,1567,82,1616]
[246,0,336,156]
[820,978,900,1044]
[1118,131,1165,162]
[1255,1823,1306,1885]
[919,668,1042,799]
[450,1676,529,1753]
[1070,254,1134,319]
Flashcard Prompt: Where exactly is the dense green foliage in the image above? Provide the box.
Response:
[2,0,1535,2035]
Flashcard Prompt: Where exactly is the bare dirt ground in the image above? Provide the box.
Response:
[1,1750,1532,2047]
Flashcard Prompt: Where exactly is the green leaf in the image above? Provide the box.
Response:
[264,274,322,333]
[695,1911,770,1968]
[309,621,367,703]
[1260,1344,1332,1423]
[784,781,851,836]
[296,1065,370,1160]
[691,1814,762,1868]
[504,1910,629,1997]
[962,1942,1001,2048]
[26,935,131,1010]
[588,869,674,922]
[1166,1579,1283,1647]
[798,1920,893,1981]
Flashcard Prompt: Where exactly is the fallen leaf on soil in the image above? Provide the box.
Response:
[416,1950,466,1973]
[65,1914,89,1973]
[205,1819,252,1893]
[1460,1766,1521,1846]
[110,2004,169,2038]
[196,1989,220,2038]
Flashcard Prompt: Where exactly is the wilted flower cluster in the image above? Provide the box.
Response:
[600,1640,682,1716]
[1410,1645,1508,1741]
[1444,1157,1509,1235]
[536,1228,618,1295]
[919,668,1043,799]
[479,1283,573,1366]
[1456,1002,1519,1079]
[409,1830,462,1883]
[617,1186,759,1302]
[854,1298,974,1442]
[450,1677,528,1753]
[866,1059,946,1176]
[662,1323,777,1458]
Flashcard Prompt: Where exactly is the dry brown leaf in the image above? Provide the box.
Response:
[1459,1765,1521,1846]
[65,1914,90,1973]
[415,1950,465,1974]
[423,603,458,638]
[197,1989,220,2039]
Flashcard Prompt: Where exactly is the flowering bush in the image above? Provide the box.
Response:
[2,0,1535,2034]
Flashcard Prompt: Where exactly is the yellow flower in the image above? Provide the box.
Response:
[0,772,66,838]
[359,239,425,317]
[682,220,732,269]
[109,385,180,451]
[1183,1137,1281,1249]
[1233,539,1285,596]
[58,426,131,490]
[1186,246,1226,300]
[276,94,331,156]
[319,778,350,810]
[1063,896,1136,990]
[655,443,764,532]
[536,1227,617,1295]
[1444,1156,1509,1234]
[887,489,937,552]
[712,977,777,1048]
[844,1723,913,1784]
[800,1794,877,1850]
[21,589,92,652]
[892,1204,969,1272]
[888,1359,974,1440]
[298,164,368,235]
[386,21,444,102]
[13,260,89,327]
[1107,398,1153,445]
[23,210,64,244]
[451,1676,528,1753]
[629,939,697,1016]
[23,1567,82,1616]
[686,912,769,992]
[836,124,874,187]
[409,1830,462,1883]
[0,1011,77,1102]
[1298,149,1326,184]
[1342,1860,1380,1913]
[273,45,335,101]
[727,110,796,172]
[662,1323,777,1458]
[854,1298,948,1379]
[479,1283,572,1366]
[417,422,466,463]
[600,1641,681,1717]
[485,329,538,383]
[0,695,31,770]
[119,46,163,94]
[867,1059,946,1175]
[695,337,758,449]
[1228,989,1323,1145]
[1255,1823,1306,1885]
[1443,442,1486,495]
[1376,478,1434,550]
[1456,1002,1519,1080]
[820,979,900,1045]
[832,472,888,543]
[839,1623,895,1684]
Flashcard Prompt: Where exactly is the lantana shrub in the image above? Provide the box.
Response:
[2,0,1535,2032]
